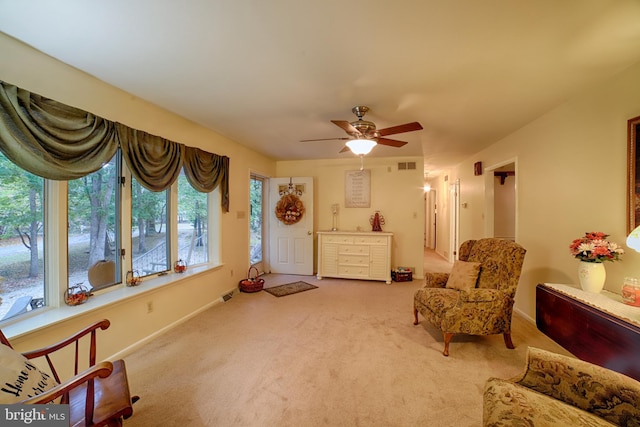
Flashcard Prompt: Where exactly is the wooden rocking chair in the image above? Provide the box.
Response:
[0,319,138,426]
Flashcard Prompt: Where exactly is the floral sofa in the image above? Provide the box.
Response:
[484,347,640,426]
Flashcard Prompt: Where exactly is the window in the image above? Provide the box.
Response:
[131,177,170,276]
[177,172,208,267]
[0,151,45,320]
[249,175,264,272]
[67,155,121,291]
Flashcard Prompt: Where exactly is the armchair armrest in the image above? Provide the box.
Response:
[20,361,113,404]
[513,347,640,425]
[424,272,449,288]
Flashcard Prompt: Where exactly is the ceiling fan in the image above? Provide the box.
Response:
[301,106,423,155]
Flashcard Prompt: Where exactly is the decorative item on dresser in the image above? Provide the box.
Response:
[316,231,392,284]
[369,211,385,232]
[569,231,624,293]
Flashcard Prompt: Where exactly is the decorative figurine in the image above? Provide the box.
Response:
[370,211,385,232]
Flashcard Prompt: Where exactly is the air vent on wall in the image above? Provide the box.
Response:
[221,290,234,302]
[397,162,416,170]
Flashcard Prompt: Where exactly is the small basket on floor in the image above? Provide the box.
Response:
[239,267,265,293]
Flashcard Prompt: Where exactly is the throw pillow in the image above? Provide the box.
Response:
[0,344,55,403]
[446,260,481,291]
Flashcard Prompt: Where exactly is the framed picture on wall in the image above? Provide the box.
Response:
[345,169,371,208]
[627,115,640,233]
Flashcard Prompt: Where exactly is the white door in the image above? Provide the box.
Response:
[268,177,314,275]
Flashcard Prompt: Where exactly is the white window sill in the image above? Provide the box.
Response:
[2,263,224,341]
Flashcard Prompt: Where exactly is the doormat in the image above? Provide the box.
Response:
[263,281,318,297]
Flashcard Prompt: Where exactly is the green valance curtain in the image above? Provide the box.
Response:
[183,146,230,210]
[0,81,229,212]
[0,82,118,179]
[117,123,184,192]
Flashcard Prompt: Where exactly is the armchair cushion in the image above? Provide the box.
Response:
[445,260,481,291]
[0,344,54,403]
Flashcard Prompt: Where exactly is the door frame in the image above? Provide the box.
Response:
[483,158,518,240]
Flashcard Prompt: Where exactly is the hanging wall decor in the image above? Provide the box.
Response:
[345,169,371,208]
[275,178,305,225]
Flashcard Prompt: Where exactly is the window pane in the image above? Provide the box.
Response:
[249,177,263,265]
[0,151,45,320]
[132,178,169,276]
[68,155,120,291]
[178,173,208,266]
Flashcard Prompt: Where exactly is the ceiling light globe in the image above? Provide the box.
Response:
[346,139,377,155]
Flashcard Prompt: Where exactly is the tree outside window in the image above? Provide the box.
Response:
[0,151,45,319]
[132,178,170,276]
[177,172,208,267]
[67,155,120,291]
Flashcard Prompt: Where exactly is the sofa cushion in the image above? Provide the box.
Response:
[483,378,616,427]
[0,344,55,403]
[446,260,481,291]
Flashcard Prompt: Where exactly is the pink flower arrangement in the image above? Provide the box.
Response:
[569,232,624,263]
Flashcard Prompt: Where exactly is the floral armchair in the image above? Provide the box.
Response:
[413,238,526,356]
[484,347,640,426]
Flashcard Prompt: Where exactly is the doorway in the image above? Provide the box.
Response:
[484,160,517,240]
[424,188,437,249]
[268,177,314,275]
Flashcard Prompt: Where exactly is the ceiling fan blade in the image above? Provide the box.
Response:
[377,137,408,148]
[331,120,358,134]
[377,122,423,136]
[339,146,351,153]
[300,137,350,142]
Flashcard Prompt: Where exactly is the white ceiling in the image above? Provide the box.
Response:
[2,0,640,173]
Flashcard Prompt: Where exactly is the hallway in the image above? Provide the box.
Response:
[424,247,452,274]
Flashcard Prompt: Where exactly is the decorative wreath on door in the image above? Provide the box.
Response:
[275,193,305,225]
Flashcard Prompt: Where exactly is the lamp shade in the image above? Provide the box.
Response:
[346,139,377,155]
[627,225,640,252]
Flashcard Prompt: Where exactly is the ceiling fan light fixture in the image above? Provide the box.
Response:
[346,139,377,155]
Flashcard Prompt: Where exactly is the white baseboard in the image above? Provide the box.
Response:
[514,306,535,324]
[107,287,237,360]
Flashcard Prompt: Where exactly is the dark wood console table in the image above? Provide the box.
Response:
[536,283,640,382]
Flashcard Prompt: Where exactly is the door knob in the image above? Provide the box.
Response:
[308,231,312,235]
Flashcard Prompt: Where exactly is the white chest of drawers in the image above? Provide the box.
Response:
[317,231,393,284]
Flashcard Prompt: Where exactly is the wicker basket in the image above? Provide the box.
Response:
[239,267,265,293]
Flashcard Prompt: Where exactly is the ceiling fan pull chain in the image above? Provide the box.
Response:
[360,155,364,171]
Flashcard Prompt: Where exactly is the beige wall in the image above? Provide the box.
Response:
[453,60,640,321]
[276,158,425,278]
[0,34,276,357]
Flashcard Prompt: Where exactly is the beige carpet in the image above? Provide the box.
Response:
[124,275,570,427]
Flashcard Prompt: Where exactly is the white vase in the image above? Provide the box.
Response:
[577,261,606,293]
